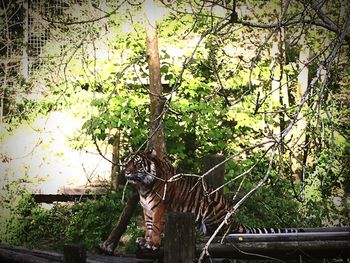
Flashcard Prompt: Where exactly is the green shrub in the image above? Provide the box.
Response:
[2,190,142,252]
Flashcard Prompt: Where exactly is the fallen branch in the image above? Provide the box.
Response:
[99,189,139,254]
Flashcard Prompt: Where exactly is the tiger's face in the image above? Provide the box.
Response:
[124,152,157,186]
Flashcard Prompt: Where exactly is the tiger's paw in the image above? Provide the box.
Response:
[98,241,115,255]
[144,241,159,251]
[136,237,147,247]
[136,238,159,251]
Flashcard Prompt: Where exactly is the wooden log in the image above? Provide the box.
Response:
[87,253,154,263]
[0,244,63,261]
[197,240,350,260]
[0,247,61,263]
[99,189,140,254]
[208,231,350,242]
[164,212,195,263]
[0,244,154,263]
[32,194,104,203]
[58,186,108,195]
[201,259,230,263]
[134,249,163,261]
[136,227,350,261]
[64,244,86,263]
[137,240,350,261]
[298,227,350,232]
[202,155,225,193]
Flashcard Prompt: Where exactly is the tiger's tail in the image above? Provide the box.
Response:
[233,223,303,234]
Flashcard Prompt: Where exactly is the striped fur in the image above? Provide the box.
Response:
[124,149,299,250]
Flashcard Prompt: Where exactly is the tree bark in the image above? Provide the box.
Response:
[111,130,121,190]
[99,189,140,254]
[202,155,225,194]
[145,9,166,160]
[0,247,61,263]
[290,33,310,182]
[63,244,86,263]
[270,35,282,138]
[101,2,166,253]
[164,213,195,263]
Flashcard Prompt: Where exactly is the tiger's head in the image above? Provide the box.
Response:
[124,149,157,186]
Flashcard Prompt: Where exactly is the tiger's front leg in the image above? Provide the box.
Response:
[137,209,153,248]
[146,203,166,250]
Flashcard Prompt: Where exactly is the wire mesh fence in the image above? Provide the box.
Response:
[0,0,69,122]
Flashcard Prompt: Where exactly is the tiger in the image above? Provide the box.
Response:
[124,149,300,250]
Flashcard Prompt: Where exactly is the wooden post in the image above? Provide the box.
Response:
[64,244,86,263]
[164,212,195,263]
[203,155,225,193]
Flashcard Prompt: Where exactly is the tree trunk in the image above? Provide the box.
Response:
[270,36,282,139]
[291,34,310,182]
[111,130,121,190]
[202,155,225,194]
[145,4,166,160]
[99,190,140,254]
[101,2,166,253]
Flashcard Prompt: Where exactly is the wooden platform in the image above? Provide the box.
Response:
[1,226,349,262]
[32,185,108,203]
[0,245,154,263]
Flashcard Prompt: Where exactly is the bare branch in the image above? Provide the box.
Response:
[232,12,350,44]
[308,0,349,43]
[42,1,127,26]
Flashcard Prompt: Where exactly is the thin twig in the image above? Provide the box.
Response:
[42,1,127,26]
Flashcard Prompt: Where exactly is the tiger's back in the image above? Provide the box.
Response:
[165,175,231,234]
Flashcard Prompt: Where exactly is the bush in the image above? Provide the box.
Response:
[2,190,142,252]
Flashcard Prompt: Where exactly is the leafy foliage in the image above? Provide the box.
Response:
[2,189,141,251]
[1,0,349,252]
